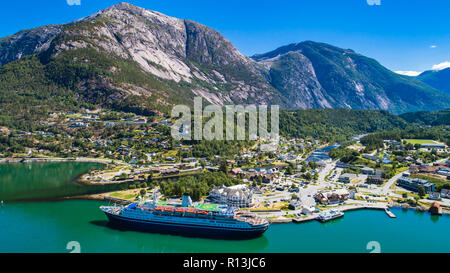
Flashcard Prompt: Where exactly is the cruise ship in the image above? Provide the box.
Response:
[317,210,344,222]
[100,194,269,238]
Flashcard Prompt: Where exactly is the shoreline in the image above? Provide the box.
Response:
[269,202,450,224]
[61,191,450,224]
[0,157,111,164]
[3,157,449,222]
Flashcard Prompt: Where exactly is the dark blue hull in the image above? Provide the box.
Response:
[104,212,268,238]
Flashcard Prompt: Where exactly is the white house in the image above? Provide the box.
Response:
[208,185,253,208]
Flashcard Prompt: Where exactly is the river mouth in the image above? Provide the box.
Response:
[0,161,123,202]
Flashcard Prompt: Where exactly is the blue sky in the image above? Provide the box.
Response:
[0,0,449,74]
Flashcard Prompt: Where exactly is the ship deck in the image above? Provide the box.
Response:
[151,201,226,213]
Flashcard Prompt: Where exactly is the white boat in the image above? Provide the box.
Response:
[317,210,344,222]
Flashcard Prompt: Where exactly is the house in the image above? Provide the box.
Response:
[182,157,198,164]
[421,143,446,150]
[246,173,275,184]
[436,167,450,177]
[397,177,435,193]
[366,175,384,185]
[161,169,180,176]
[68,122,88,128]
[428,192,441,200]
[441,189,450,199]
[363,155,380,162]
[302,206,315,215]
[429,202,443,215]
[289,197,302,210]
[208,185,253,208]
[165,156,176,162]
[382,155,392,165]
[339,173,357,184]
[336,161,351,169]
[361,167,375,175]
[314,189,350,205]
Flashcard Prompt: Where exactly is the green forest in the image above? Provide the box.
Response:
[150,172,240,201]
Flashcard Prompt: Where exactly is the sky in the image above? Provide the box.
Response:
[0,0,449,74]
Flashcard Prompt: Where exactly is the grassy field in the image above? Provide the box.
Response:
[410,174,450,191]
[109,190,139,201]
[404,139,437,145]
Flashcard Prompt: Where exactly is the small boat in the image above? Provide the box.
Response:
[317,210,344,222]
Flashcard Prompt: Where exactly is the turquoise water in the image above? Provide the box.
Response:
[1,162,450,253]
[1,202,449,253]
[0,162,124,201]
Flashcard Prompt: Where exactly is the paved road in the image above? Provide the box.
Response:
[380,156,449,194]
[381,171,408,192]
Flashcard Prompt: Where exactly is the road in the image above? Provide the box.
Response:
[381,171,407,193]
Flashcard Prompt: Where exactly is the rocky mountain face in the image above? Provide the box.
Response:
[417,68,450,95]
[0,25,63,66]
[0,2,283,116]
[0,2,449,116]
[252,41,450,113]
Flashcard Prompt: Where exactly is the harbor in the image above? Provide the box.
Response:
[1,200,450,253]
[1,146,449,253]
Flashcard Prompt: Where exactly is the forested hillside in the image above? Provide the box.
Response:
[279,109,408,142]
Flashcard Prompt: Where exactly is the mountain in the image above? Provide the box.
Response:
[0,25,64,67]
[251,41,450,113]
[417,67,450,95]
[0,2,449,128]
[0,2,286,126]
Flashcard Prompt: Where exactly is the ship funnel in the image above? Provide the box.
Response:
[181,194,193,207]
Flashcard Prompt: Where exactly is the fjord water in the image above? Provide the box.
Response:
[2,201,450,253]
[1,163,450,253]
[0,162,108,201]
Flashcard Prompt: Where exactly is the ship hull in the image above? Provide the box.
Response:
[104,212,268,238]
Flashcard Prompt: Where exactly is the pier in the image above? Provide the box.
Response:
[385,209,396,218]
[289,203,390,223]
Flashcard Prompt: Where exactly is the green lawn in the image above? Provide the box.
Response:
[410,174,450,191]
[109,192,138,200]
[403,139,437,145]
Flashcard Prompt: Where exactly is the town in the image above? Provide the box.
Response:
[0,109,449,223]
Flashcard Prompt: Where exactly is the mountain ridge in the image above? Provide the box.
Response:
[417,67,450,95]
[252,41,450,113]
[0,2,449,125]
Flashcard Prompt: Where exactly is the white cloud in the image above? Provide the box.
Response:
[430,45,437,49]
[67,0,81,6]
[395,70,421,77]
[432,61,450,71]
